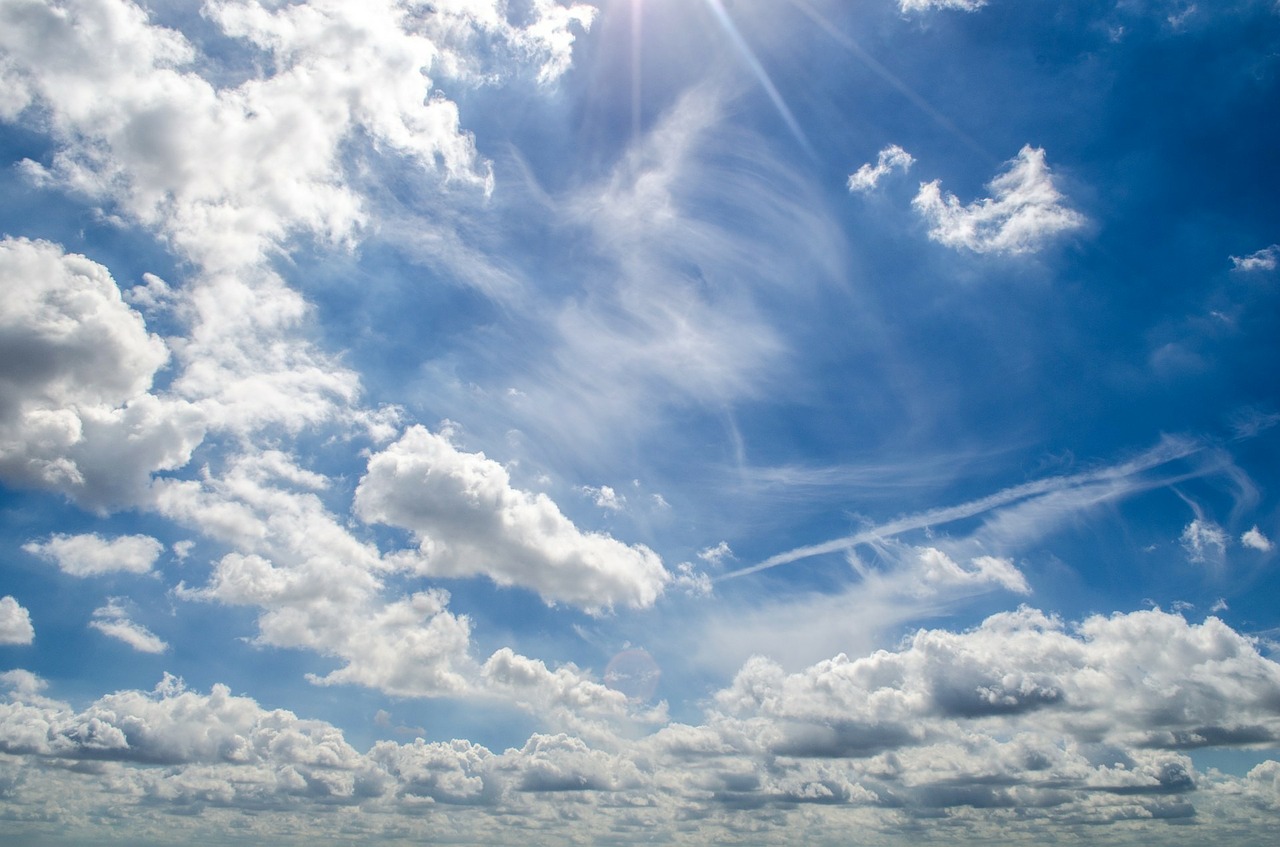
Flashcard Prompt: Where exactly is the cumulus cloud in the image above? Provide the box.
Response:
[0,597,34,645]
[1180,518,1228,563]
[848,144,915,193]
[1231,245,1279,271]
[1242,525,1274,552]
[1,610,1278,836]
[22,532,162,576]
[0,238,204,509]
[355,426,670,612]
[913,145,1086,254]
[89,599,167,653]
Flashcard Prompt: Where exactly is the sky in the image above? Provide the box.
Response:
[1,0,1279,844]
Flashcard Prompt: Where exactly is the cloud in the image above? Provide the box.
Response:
[580,485,626,512]
[0,237,204,509]
[0,597,34,645]
[89,599,167,654]
[899,0,987,12]
[1180,518,1228,563]
[1230,244,1279,272]
[913,145,1086,254]
[355,426,670,612]
[23,532,163,576]
[1242,525,1274,552]
[3,609,1279,835]
[848,144,915,193]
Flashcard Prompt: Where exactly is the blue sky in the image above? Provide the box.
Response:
[1,0,1279,843]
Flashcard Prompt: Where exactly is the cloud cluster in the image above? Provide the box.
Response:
[0,237,204,509]
[913,145,1086,254]
[1,607,1278,839]
[356,426,670,612]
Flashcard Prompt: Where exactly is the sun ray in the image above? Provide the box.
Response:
[701,0,815,157]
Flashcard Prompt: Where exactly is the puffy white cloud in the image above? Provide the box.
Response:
[0,237,204,508]
[847,144,915,193]
[913,145,1086,254]
[1230,244,1279,271]
[22,532,162,576]
[2,610,1280,838]
[0,597,34,645]
[713,607,1280,756]
[1181,518,1228,563]
[355,426,670,612]
[1241,525,1274,552]
[89,599,167,653]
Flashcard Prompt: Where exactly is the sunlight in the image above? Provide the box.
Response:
[700,0,815,155]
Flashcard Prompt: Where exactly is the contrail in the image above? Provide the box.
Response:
[716,436,1204,582]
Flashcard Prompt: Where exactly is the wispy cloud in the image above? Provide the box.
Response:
[1230,244,1279,272]
[722,436,1201,581]
[90,599,167,654]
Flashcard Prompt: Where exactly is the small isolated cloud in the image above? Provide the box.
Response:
[0,596,34,645]
[900,0,987,11]
[23,533,163,577]
[698,541,735,566]
[1242,526,1274,552]
[90,599,167,654]
[1230,245,1279,272]
[1181,519,1228,563]
[848,144,915,193]
[673,562,714,597]
[913,145,1086,254]
[581,485,626,512]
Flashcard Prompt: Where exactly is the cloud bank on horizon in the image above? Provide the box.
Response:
[1,0,1278,844]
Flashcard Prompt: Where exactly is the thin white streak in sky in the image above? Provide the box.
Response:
[717,436,1204,581]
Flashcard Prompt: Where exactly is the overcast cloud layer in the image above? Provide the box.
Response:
[1,1,1278,845]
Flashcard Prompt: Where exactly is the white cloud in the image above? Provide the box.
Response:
[1242,525,1274,552]
[0,597,34,645]
[1180,518,1228,563]
[1231,244,1279,272]
[580,484,625,512]
[913,145,1086,254]
[899,0,987,11]
[3,609,1279,835]
[89,599,167,653]
[0,237,205,509]
[698,540,735,566]
[23,532,162,576]
[355,426,670,612]
[847,144,915,193]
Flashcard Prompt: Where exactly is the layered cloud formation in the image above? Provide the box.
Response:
[1,1,1278,845]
